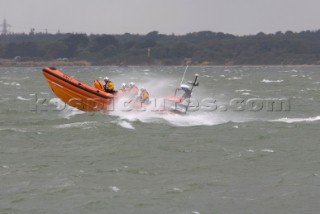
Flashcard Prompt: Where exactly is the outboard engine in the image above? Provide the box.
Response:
[180,84,192,99]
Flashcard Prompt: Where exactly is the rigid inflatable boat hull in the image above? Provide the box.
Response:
[42,67,114,112]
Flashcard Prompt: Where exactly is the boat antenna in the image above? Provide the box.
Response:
[180,63,189,85]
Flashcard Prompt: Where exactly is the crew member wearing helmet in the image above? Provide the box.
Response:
[129,82,139,97]
[103,77,115,94]
[122,83,130,92]
[139,87,150,104]
[117,83,129,96]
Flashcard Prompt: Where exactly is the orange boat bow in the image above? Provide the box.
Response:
[42,67,114,112]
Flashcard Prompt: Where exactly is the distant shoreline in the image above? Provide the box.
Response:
[1,59,320,68]
[0,59,91,67]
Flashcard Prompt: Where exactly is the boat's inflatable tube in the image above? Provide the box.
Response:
[42,67,114,112]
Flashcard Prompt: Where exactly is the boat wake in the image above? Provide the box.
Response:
[270,116,320,123]
[46,71,320,128]
[110,107,231,127]
[50,97,320,129]
[49,98,85,119]
[50,97,244,127]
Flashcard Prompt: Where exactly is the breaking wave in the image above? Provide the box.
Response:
[261,79,284,83]
[270,116,320,123]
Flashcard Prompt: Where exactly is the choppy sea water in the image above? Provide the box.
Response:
[1,66,320,214]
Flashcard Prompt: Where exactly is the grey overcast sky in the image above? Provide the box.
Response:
[1,0,319,35]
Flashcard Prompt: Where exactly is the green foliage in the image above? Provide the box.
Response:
[90,35,119,51]
[44,42,68,58]
[62,34,89,48]
[3,42,42,58]
[61,34,89,57]
[1,30,320,65]
[0,44,3,57]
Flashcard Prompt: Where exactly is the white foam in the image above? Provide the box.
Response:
[172,187,183,193]
[279,69,296,73]
[271,116,320,123]
[17,96,31,101]
[48,98,62,105]
[235,89,251,92]
[109,186,120,192]
[2,82,20,86]
[261,149,274,153]
[117,120,135,129]
[54,121,97,129]
[111,106,234,127]
[49,98,85,119]
[261,79,284,83]
[107,95,259,127]
[227,76,242,80]
[61,108,85,119]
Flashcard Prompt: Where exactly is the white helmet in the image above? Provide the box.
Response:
[129,82,135,87]
[104,76,109,82]
[180,84,190,91]
[122,83,127,88]
[140,86,145,91]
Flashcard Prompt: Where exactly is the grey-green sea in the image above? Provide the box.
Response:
[1,66,320,214]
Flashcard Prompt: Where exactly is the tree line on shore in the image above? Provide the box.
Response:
[1,30,320,65]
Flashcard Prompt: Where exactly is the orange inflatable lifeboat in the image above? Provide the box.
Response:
[42,67,115,112]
